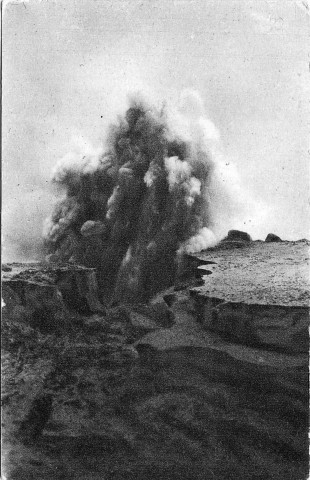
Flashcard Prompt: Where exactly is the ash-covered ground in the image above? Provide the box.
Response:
[2,232,309,480]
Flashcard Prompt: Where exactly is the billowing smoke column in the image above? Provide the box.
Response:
[44,94,218,304]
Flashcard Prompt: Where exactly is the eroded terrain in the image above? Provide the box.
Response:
[1,240,309,480]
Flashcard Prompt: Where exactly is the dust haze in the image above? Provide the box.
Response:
[2,0,309,262]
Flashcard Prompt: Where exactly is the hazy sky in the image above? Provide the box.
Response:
[2,0,310,260]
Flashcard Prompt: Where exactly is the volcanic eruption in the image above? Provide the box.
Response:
[44,93,219,304]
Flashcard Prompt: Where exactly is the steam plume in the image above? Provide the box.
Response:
[44,93,220,303]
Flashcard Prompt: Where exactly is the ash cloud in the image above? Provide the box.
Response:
[44,92,221,304]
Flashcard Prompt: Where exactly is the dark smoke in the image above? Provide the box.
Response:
[44,95,217,304]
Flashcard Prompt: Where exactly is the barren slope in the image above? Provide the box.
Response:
[1,240,309,480]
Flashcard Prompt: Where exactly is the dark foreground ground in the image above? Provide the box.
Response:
[1,240,309,479]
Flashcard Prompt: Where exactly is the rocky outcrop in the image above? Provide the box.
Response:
[265,233,282,242]
[2,263,105,333]
[193,297,308,353]
[222,229,252,243]
[2,240,309,480]
[191,240,309,353]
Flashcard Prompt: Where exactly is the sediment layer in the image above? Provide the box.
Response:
[1,240,309,480]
